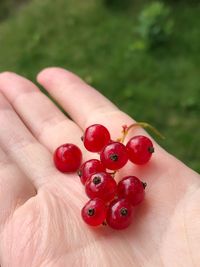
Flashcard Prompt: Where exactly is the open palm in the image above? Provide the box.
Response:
[0,68,199,267]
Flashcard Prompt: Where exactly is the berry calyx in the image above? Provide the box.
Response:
[106,198,133,230]
[85,172,117,202]
[126,135,154,165]
[117,176,146,206]
[100,142,128,170]
[54,143,82,173]
[78,159,106,185]
[83,124,111,152]
[81,198,107,226]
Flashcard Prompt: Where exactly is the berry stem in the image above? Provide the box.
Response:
[107,171,117,177]
[119,122,165,143]
[142,182,147,189]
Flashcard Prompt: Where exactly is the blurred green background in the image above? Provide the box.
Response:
[0,0,199,172]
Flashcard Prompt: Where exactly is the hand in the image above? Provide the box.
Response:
[0,68,199,267]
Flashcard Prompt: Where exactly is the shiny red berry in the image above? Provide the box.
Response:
[78,159,106,185]
[126,135,154,165]
[81,198,107,226]
[118,176,146,206]
[54,143,82,173]
[85,172,117,202]
[106,199,133,230]
[83,124,111,152]
[100,142,128,170]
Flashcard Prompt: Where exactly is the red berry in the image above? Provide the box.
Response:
[83,124,111,152]
[118,176,146,206]
[106,199,133,230]
[100,142,128,170]
[78,159,106,185]
[126,135,154,165]
[54,143,82,173]
[81,198,107,226]
[85,172,117,202]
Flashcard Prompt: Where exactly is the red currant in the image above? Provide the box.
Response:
[81,198,107,226]
[78,159,106,185]
[118,176,146,206]
[126,135,154,165]
[83,124,111,152]
[85,172,117,202]
[100,142,128,170]
[106,199,133,230]
[54,143,82,173]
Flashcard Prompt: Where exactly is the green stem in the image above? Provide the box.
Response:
[120,122,165,143]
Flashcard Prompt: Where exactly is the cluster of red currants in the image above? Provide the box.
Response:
[54,124,155,230]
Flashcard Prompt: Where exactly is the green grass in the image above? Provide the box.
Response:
[0,0,199,172]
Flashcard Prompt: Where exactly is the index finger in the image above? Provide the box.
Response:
[37,67,138,140]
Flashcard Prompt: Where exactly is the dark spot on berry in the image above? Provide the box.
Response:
[77,170,82,177]
[142,182,147,189]
[110,154,118,161]
[120,207,128,216]
[93,176,101,185]
[87,208,95,216]
[148,146,154,153]
[102,221,107,226]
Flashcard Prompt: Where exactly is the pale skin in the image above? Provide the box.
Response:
[0,68,199,267]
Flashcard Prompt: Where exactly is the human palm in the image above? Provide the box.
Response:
[0,68,199,267]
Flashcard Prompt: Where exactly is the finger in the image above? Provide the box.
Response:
[0,91,57,188]
[37,68,168,174]
[0,72,83,152]
[0,146,36,226]
[37,68,136,137]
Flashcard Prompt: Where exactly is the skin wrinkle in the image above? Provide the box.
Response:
[130,210,167,267]
[45,70,85,87]
[61,240,112,267]
[0,108,37,149]
[130,245,164,267]
[1,198,40,266]
[19,219,41,265]
[11,91,71,140]
[40,184,101,253]
[141,170,196,266]
[38,190,72,255]
[83,107,119,129]
[159,186,200,267]
[85,108,128,125]
[0,158,13,169]
[183,202,196,267]
[7,184,135,267]
[0,73,38,103]
[183,186,200,267]
[44,242,107,267]
[0,138,55,187]
[12,90,42,105]
[35,118,84,155]
[27,188,86,266]
[0,147,36,227]
[36,118,79,144]
[61,239,135,267]
[43,202,103,266]
[128,165,192,266]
